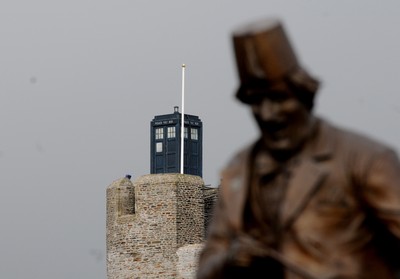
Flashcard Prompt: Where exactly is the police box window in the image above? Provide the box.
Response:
[167,127,176,138]
[191,128,198,140]
[184,127,188,139]
[156,142,163,152]
[155,128,164,140]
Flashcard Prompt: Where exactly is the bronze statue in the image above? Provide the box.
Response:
[197,18,400,279]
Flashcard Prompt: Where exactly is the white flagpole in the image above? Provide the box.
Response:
[180,64,185,174]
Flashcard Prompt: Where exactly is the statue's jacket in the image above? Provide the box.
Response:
[199,117,400,279]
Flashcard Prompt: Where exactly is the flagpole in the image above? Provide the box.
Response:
[180,64,185,174]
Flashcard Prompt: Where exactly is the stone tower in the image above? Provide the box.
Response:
[106,173,207,279]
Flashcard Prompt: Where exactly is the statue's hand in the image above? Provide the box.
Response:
[227,233,269,267]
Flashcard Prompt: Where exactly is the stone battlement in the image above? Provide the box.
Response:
[106,174,216,279]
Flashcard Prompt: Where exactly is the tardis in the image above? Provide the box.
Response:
[150,106,203,177]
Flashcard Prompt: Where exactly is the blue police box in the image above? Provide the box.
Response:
[150,106,203,177]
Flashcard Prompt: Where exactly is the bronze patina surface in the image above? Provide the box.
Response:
[197,18,400,279]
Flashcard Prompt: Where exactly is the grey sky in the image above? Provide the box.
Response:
[1,1,400,278]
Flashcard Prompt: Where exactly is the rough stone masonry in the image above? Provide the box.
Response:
[106,173,217,279]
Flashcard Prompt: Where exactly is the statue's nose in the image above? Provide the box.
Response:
[257,99,280,121]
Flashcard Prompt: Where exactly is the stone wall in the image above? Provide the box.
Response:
[106,174,206,279]
[176,244,204,279]
[203,187,218,236]
[106,176,136,278]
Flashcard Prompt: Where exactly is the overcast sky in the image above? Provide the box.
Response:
[1,1,400,278]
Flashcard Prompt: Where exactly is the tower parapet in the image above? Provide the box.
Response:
[106,176,136,278]
[106,174,205,279]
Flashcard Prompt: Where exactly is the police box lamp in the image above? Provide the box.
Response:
[232,18,319,106]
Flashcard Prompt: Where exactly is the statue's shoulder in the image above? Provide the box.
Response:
[319,117,395,156]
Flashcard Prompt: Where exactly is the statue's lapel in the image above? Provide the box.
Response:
[281,159,328,229]
[280,118,334,228]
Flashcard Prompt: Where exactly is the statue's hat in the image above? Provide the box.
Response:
[232,18,318,103]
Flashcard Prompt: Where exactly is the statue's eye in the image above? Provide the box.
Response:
[267,91,291,103]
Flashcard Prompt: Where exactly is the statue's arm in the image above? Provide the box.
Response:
[362,148,400,237]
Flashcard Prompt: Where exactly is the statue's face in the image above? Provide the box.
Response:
[249,81,312,152]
